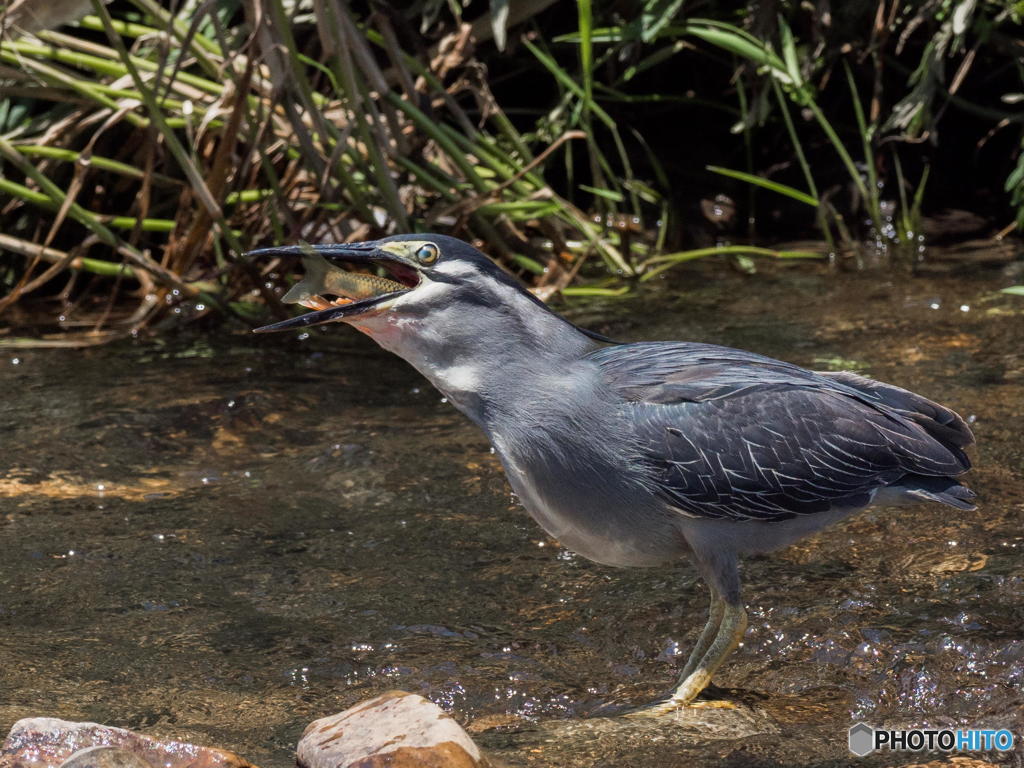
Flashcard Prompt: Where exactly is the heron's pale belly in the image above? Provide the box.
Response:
[494,446,686,568]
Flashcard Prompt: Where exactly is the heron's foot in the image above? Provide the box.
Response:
[624,669,719,718]
[685,698,738,709]
[623,692,737,719]
[625,601,748,720]
[623,698,684,719]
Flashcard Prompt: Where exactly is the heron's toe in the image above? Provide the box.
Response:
[682,698,737,710]
[623,698,683,719]
[623,688,741,718]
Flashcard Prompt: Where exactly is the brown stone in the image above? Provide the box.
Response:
[0,718,256,768]
[297,691,489,768]
[59,746,154,768]
[464,714,528,734]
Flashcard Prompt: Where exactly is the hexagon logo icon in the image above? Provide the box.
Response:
[849,722,875,756]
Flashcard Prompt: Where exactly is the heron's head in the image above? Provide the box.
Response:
[251,233,607,351]
[251,234,528,333]
[250,233,609,422]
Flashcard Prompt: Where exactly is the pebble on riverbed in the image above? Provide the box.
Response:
[0,718,256,768]
[296,691,491,768]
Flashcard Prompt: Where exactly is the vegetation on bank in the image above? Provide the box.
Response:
[1,0,1022,342]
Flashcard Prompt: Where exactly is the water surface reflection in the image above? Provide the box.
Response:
[1,258,1021,766]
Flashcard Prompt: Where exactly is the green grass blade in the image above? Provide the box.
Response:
[561,285,632,297]
[640,245,823,281]
[843,59,880,229]
[706,166,818,207]
[13,145,179,185]
[770,77,817,199]
[778,17,804,89]
[579,184,624,202]
[683,21,791,82]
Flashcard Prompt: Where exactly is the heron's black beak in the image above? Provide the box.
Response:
[248,243,418,333]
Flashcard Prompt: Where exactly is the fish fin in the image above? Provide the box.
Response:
[282,253,331,305]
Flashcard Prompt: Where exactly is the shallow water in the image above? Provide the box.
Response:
[1,252,1022,767]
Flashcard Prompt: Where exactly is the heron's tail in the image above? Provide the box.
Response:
[894,474,977,511]
[824,371,975,472]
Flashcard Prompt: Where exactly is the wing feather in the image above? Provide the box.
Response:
[591,342,973,522]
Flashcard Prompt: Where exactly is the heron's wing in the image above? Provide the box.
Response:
[591,342,973,522]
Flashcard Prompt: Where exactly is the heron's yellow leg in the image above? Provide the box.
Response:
[678,593,724,680]
[629,602,746,717]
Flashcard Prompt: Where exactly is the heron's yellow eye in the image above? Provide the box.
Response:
[415,243,439,264]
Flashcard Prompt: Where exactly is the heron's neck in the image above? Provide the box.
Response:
[354,292,601,428]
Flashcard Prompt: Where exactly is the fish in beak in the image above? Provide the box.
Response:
[249,243,422,333]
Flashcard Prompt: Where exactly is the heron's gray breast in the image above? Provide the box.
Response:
[488,432,688,568]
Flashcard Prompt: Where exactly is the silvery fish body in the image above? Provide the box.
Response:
[282,253,404,306]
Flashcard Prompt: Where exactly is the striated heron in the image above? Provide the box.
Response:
[251,234,975,714]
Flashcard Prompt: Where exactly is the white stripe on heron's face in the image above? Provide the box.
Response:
[433,260,480,279]
[391,277,453,307]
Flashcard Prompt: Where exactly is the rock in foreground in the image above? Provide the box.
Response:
[59,746,153,768]
[0,718,255,768]
[297,691,490,768]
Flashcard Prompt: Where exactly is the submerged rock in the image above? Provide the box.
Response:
[0,718,255,768]
[297,691,490,768]
[59,747,153,768]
